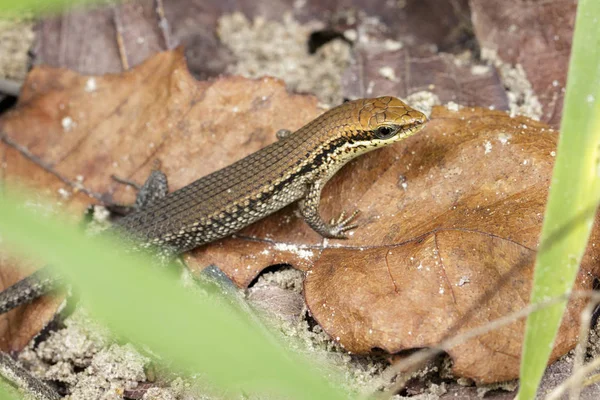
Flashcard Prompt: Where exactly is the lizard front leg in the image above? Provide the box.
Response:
[298,180,360,239]
[110,163,169,214]
[131,169,168,210]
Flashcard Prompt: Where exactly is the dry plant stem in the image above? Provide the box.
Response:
[0,78,22,97]
[112,5,130,71]
[377,290,600,399]
[0,352,60,400]
[583,372,600,386]
[154,0,172,50]
[0,133,105,202]
[547,356,600,400]
[569,300,597,400]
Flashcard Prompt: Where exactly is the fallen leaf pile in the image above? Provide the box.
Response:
[0,48,597,384]
[34,0,574,127]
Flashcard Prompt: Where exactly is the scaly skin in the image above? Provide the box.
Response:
[116,96,427,251]
[0,96,427,313]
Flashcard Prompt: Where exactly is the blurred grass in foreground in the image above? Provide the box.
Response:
[0,189,350,400]
[517,0,600,398]
[0,383,19,400]
[0,0,113,16]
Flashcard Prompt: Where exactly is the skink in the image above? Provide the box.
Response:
[0,96,427,313]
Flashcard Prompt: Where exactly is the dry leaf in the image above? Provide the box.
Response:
[0,49,320,350]
[342,48,509,110]
[470,0,576,126]
[190,107,600,383]
[302,108,600,383]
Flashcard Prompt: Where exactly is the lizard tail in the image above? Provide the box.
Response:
[0,267,61,314]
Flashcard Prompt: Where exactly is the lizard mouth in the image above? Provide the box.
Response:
[398,121,427,138]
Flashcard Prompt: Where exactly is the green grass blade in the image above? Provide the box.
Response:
[0,0,115,16]
[0,383,20,400]
[0,190,350,400]
[517,1,600,398]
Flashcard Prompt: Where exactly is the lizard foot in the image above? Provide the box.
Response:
[326,210,360,239]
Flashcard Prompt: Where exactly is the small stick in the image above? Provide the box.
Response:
[570,300,598,400]
[155,0,173,49]
[0,352,60,400]
[547,356,600,400]
[112,5,130,71]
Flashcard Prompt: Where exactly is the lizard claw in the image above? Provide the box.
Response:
[328,210,360,239]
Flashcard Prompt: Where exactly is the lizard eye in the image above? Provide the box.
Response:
[374,126,398,139]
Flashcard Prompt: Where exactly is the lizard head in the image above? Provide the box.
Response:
[292,96,428,174]
[355,96,427,146]
[314,96,427,164]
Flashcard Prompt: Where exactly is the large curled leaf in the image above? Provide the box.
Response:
[190,107,600,383]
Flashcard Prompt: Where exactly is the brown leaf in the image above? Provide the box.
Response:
[0,119,90,352]
[301,108,600,383]
[35,0,167,74]
[190,107,600,383]
[342,48,509,110]
[0,49,321,349]
[470,0,576,126]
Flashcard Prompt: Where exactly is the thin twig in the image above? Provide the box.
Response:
[0,132,105,201]
[154,0,173,50]
[111,174,141,190]
[570,300,598,400]
[112,5,130,71]
[546,356,600,400]
[0,352,60,400]
[376,290,600,398]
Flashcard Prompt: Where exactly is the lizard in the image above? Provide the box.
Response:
[0,96,427,314]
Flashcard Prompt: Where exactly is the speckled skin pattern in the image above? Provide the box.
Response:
[0,97,426,314]
[115,96,427,253]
